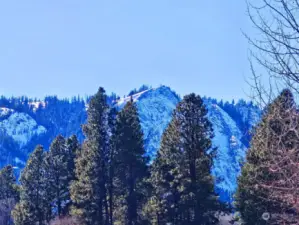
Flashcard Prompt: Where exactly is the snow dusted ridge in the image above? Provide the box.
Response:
[116,88,155,107]
[0,111,47,147]
[117,86,180,157]
[206,102,247,202]
[116,86,259,202]
[134,86,179,157]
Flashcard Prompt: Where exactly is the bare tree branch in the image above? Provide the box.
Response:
[246,0,299,106]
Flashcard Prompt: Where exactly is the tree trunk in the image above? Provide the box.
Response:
[127,166,137,225]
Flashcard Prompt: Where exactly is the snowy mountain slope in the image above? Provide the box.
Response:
[0,108,47,170]
[206,102,247,202]
[136,87,180,157]
[122,86,180,157]
[0,111,46,147]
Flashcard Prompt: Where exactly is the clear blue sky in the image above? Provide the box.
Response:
[0,1,252,101]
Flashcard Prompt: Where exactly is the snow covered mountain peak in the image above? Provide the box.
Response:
[116,85,180,157]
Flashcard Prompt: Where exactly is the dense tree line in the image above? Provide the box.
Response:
[3,87,299,224]
[0,87,223,225]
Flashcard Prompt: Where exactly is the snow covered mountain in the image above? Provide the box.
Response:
[206,102,247,202]
[0,107,46,167]
[0,85,261,202]
[116,86,261,202]
[116,86,180,158]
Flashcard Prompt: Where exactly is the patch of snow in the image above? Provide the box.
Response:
[116,88,153,107]
[230,136,238,147]
[0,107,14,117]
[0,112,47,147]
[28,101,46,112]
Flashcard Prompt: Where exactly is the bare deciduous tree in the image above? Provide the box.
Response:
[246,0,299,106]
[244,1,299,223]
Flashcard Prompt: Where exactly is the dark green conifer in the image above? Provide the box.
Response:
[148,93,221,225]
[70,87,110,225]
[12,145,48,225]
[44,135,69,217]
[107,107,118,225]
[145,120,183,225]
[113,99,149,225]
[66,135,80,182]
[0,165,19,225]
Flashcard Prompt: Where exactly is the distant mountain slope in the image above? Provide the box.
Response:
[206,102,247,202]
[0,111,46,147]
[0,85,261,202]
[116,86,180,158]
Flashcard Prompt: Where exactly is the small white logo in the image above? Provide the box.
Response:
[262,212,270,221]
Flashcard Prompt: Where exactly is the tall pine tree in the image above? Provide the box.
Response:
[0,165,19,225]
[70,87,110,225]
[148,93,222,225]
[12,145,49,225]
[66,135,80,184]
[107,107,118,225]
[145,119,183,225]
[64,134,81,214]
[44,135,71,218]
[113,99,149,225]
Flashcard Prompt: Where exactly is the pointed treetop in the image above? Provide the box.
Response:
[32,145,44,156]
[182,93,204,105]
[0,164,14,175]
[272,88,295,111]
[89,87,107,107]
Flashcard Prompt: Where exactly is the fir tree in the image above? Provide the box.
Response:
[44,135,71,218]
[12,145,48,225]
[235,89,299,224]
[107,107,118,225]
[64,135,81,215]
[113,99,149,225]
[0,165,19,225]
[66,135,80,182]
[0,165,19,201]
[148,93,222,225]
[70,87,110,225]
[145,120,183,225]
